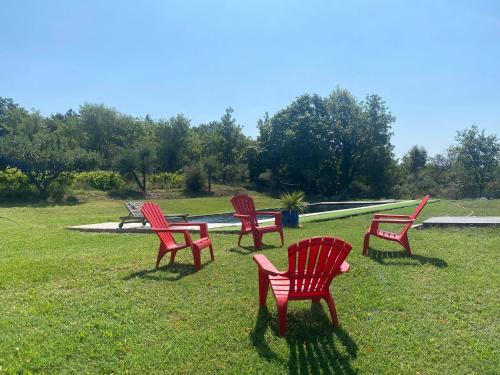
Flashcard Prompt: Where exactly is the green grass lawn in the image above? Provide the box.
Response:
[0,197,498,374]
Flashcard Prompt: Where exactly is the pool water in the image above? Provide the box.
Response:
[186,201,393,224]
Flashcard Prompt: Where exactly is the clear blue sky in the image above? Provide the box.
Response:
[1,0,499,157]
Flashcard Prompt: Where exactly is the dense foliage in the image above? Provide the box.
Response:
[72,171,124,191]
[258,90,396,197]
[0,92,498,200]
[396,126,499,199]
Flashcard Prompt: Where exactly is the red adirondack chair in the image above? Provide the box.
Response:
[253,236,352,336]
[363,195,430,256]
[141,202,214,270]
[231,194,284,250]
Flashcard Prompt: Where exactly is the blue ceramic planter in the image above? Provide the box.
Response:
[282,210,299,227]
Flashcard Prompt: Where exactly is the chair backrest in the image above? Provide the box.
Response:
[411,195,430,219]
[231,194,259,229]
[125,201,145,217]
[287,237,352,294]
[141,202,176,246]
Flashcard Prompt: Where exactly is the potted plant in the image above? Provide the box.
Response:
[280,190,308,227]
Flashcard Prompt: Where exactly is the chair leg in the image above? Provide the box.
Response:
[170,250,177,263]
[156,245,168,269]
[279,228,284,247]
[276,297,288,336]
[209,244,215,261]
[362,232,371,256]
[325,293,339,327]
[191,247,202,271]
[237,232,244,246]
[400,235,412,256]
[258,269,270,306]
[252,231,262,250]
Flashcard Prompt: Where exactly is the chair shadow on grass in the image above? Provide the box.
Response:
[250,304,358,375]
[229,243,277,255]
[365,247,448,268]
[123,261,207,282]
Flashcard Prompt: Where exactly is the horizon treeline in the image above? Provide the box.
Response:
[0,88,498,201]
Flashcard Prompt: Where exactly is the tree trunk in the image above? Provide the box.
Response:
[131,172,146,193]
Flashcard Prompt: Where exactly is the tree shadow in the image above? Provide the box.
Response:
[229,243,279,255]
[250,305,358,374]
[123,261,208,281]
[366,247,448,268]
[107,189,146,200]
[0,199,84,208]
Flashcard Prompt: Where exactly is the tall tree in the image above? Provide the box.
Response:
[155,115,192,171]
[194,108,250,183]
[448,125,499,197]
[259,89,396,197]
[402,145,428,176]
[259,94,331,192]
[358,94,396,196]
[79,104,146,168]
[0,97,29,137]
[115,143,156,194]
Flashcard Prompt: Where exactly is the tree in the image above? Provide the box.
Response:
[402,145,428,176]
[358,94,396,197]
[258,94,331,193]
[325,88,363,195]
[184,164,206,193]
[202,155,220,192]
[79,104,146,168]
[155,115,193,171]
[0,133,98,197]
[194,108,251,184]
[0,97,29,137]
[115,144,156,194]
[258,89,396,197]
[448,125,499,197]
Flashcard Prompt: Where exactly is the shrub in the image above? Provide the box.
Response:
[151,171,184,190]
[485,179,500,199]
[280,190,308,213]
[0,167,33,200]
[72,171,124,191]
[221,163,248,184]
[47,174,73,202]
[184,165,206,193]
[257,169,274,187]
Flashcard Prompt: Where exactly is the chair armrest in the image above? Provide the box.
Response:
[258,211,282,226]
[258,211,280,216]
[252,254,284,276]
[373,214,412,219]
[164,214,189,222]
[372,218,414,224]
[339,261,350,273]
[234,214,251,218]
[154,228,190,234]
[154,228,192,245]
[169,222,209,238]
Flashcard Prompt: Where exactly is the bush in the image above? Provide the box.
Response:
[184,165,206,193]
[0,167,33,200]
[257,169,274,188]
[151,171,184,190]
[221,163,248,184]
[485,179,500,199]
[72,171,124,191]
[47,174,73,202]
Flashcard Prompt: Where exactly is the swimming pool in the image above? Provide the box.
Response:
[186,200,396,224]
